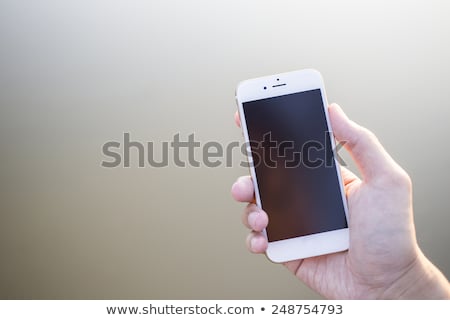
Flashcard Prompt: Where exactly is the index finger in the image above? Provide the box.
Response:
[234,110,241,128]
[231,176,254,203]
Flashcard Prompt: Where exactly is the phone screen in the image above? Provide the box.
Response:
[243,89,348,242]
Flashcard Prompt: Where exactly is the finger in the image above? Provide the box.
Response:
[339,166,361,195]
[340,166,360,186]
[234,110,241,128]
[328,103,401,182]
[231,176,254,203]
[246,232,268,254]
[242,204,268,232]
[283,260,304,275]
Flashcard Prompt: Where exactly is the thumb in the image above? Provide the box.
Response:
[328,103,399,182]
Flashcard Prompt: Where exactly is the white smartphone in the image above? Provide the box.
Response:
[236,69,349,263]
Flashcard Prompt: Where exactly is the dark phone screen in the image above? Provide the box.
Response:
[243,89,348,242]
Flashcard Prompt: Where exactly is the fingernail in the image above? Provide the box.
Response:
[250,236,258,251]
[231,180,242,194]
[237,176,247,184]
[248,211,258,229]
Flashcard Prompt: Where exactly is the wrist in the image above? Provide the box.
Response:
[380,249,450,299]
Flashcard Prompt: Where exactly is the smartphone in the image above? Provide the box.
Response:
[235,69,349,263]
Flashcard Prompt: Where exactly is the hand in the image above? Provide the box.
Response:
[231,103,450,299]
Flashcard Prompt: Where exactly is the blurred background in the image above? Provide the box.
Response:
[1,0,449,299]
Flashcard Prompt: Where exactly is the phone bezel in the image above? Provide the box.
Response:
[236,69,349,263]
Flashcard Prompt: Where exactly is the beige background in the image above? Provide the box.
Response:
[1,0,449,299]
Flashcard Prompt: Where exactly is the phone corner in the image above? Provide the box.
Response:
[265,246,286,264]
[304,68,324,80]
[235,79,250,100]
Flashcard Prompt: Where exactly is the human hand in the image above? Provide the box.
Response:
[232,103,450,299]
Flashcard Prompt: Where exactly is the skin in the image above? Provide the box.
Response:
[231,103,450,299]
